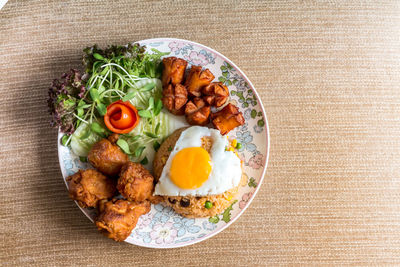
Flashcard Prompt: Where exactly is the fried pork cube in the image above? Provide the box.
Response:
[88,134,129,176]
[202,82,229,107]
[211,103,245,135]
[185,97,211,126]
[95,199,151,241]
[162,83,188,115]
[184,65,214,97]
[66,169,116,208]
[117,162,154,202]
[161,57,188,87]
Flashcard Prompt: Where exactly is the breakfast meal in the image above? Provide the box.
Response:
[48,42,246,241]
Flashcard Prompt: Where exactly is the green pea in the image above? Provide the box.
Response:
[236,142,242,149]
[79,156,87,162]
[205,201,213,209]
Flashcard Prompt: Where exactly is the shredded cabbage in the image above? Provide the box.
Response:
[128,78,163,109]
[70,122,102,157]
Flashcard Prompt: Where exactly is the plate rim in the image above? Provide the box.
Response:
[57,37,270,248]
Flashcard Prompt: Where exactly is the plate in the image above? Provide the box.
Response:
[58,38,270,248]
[0,0,8,10]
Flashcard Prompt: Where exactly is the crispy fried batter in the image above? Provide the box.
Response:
[202,82,229,107]
[184,65,214,97]
[211,103,245,135]
[117,162,154,202]
[66,169,116,208]
[95,199,151,241]
[185,98,211,126]
[162,83,188,115]
[161,57,188,87]
[88,135,129,176]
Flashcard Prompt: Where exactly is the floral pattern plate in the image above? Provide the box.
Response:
[58,38,270,248]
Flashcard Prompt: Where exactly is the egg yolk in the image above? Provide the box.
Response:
[170,147,212,189]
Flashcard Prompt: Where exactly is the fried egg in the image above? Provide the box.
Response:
[154,126,242,196]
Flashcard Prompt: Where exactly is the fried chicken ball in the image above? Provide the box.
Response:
[66,169,116,208]
[117,162,154,202]
[88,134,129,176]
[95,199,151,241]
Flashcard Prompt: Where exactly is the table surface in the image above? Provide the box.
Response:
[1,0,400,265]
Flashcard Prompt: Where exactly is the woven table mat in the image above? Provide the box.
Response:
[1,0,400,265]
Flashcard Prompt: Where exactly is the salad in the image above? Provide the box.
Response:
[48,43,183,167]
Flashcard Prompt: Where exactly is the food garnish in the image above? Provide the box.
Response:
[104,100,139,134]
[48,69,87,135]
[50,42,174,163]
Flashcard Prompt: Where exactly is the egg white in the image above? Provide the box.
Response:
[154,126,242,196]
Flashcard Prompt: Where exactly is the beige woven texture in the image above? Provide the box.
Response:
[1,0,400,265]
